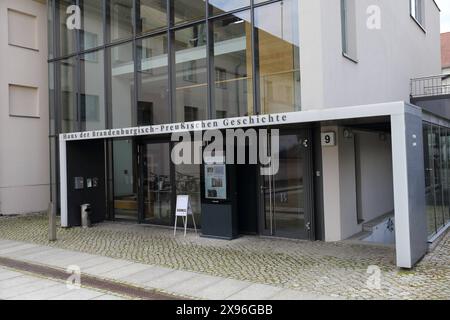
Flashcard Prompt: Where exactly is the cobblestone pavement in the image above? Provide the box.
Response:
[0,214,448,300]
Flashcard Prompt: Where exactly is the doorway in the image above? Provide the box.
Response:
[259,129,314,240]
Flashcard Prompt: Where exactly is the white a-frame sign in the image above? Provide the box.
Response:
[174,195,197,237]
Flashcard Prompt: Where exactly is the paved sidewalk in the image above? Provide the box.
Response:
[0,265,125,300]
[0,240,333,300]
[0,214,449,299]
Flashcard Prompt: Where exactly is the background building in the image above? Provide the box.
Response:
[48,0,447,269]
[0,0,49,216]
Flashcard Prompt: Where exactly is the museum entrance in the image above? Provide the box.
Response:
[259,129,314,240]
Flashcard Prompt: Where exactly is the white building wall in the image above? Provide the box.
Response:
[300,0,441,110]
[310,0,440,241]
[0,0,49,215]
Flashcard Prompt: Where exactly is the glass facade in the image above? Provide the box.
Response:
[49,0,301,134]
[48,0,301,225]
[423,122,450,238]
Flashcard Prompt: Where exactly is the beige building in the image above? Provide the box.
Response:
[0,0,49,215]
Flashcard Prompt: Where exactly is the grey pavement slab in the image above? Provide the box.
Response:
[269,288,339,300]
[0,243,38,255]
[167,274,223,297]
[82,259,133,277]
[101,262,153,280]
[16,284,78,300]
[0,270,23,281]
[226,283,284,300]
[144,270,197,291]
[120,265,174,284]
[2,279,60,299]
[92,294,125,300]
[0,275,38,290]
[2,246,55,259]
[195,278,251,300]
[49,288,106,300]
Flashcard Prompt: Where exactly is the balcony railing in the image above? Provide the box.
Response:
[411,74,450,98]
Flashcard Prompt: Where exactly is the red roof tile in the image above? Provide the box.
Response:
[442,32,450,69]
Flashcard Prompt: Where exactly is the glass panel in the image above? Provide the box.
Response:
[433,126,445,231]
[143,143,172,225]
[263,132,307,239]
[49,63,56,136]
[59,0,77,56]
[209,0,250,16]
[440,127,449,229]
[213,12,253,118]
[109,0,133,42]
[60,57,78,133]
[255,0,301,114]
[48,0,54,59]
[173,0,205,25]
[175,139,201,228]
[110,42,135,128]
[80,0,104,51]
[113,139,138,220]
[80,50,106,131]
[424,123,437,236]
[137,35,170,125]
[273,134,305,235]
[447,128,450,224]
[137,0,167,34]
[174,24,208,122]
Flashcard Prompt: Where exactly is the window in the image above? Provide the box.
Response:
[80,50,105,131]
[137,0,167,34]
[137,34,170,126]
[172,0,205,25]
[80,0,103,50]
[341,0,357,61]
[175,24,207,122]
[8,9,38,50]
[410,0,425,27]
[109,42,135,128]
[213,12,253,118]
[109,0,133,42]
[209,0,250,16]
[255,0,301,114]
[60,57,78,133]
[9,85,39,118]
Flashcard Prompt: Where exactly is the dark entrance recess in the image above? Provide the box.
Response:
[66,139,106,227]
[236,163,259,235]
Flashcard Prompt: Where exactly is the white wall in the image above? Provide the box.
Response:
[357,131,394,223]
[0,0,49,215]
[300,0,441,110]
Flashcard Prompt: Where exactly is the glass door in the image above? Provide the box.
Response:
[260,130,313,239]
[140,142,172,225]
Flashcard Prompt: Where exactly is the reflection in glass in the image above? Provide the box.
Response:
[113,139,138,221]
[255,0,301,114]
[175,139,201,228]
[209,0,250,16]
[59,0,76,56]
[80,0,103,50]
[80,50,106,131]
[213,12,253,118]
[110,42,135,128]
[109,0,133,41]
[60,57,77,133]
[143,143,172,225]
[173,0,205,25]
[137,0,167,34]
[175,24,208,122]
[137,35,169,125]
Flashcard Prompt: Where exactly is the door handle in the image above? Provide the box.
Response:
[305,222,311,231]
